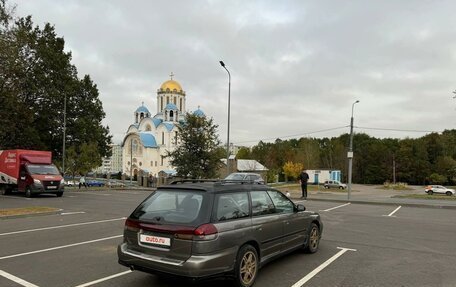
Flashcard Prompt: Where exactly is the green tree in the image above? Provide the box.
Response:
[64,142,101,178]
[435,156,456,183]
[295,138,320,169]
[429,173,446,184]
[236,147,252,159]
[0,0,111,165]
[167,112,223,178]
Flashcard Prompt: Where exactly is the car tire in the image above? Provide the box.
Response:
[25,186,32,198]
[234,244,258,287]
[304,223,320,254]
[339,186,344,190]
[428,190,433,195]
[446,191,452,196]
[56,192,63,197]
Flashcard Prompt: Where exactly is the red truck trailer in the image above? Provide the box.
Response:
[0,150,64,197]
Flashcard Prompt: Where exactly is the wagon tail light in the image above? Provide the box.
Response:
[175,223,218,241]
[125,218,141,232]
[193,223,218,241]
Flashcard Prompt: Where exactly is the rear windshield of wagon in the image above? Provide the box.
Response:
[130,189,211,226]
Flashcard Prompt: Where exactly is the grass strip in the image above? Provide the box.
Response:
[393,194,456,200]
[0,206,60,217]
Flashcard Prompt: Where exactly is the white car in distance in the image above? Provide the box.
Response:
[425,185,455,196]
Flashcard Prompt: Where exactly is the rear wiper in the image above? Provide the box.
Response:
[153,216,164,222]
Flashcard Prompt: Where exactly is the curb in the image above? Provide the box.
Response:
[292,197,456,210]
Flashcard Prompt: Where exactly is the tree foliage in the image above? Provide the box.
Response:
[236,130,456,185]
[167,113,224,178]
[0,0,111,171]
[283,161,303,181]
[64,142,101,178]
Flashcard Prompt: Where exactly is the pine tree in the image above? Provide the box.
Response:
[0,0,111,170]
[167,112,224,178]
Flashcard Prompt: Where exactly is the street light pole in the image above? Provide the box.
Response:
[348,100,359,201]
[220,61,231,175]
[130,137,133,185]
[62,95,67,175]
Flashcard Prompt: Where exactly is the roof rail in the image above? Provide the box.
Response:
[221,179,264,185]
[169,179,220,184]
[168,179,264,185]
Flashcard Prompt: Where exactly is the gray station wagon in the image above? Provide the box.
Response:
[118,180,323,287]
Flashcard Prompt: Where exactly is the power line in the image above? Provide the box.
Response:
[355,126,441,133]
[233,125,349,144]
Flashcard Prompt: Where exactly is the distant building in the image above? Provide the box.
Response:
[93,144,123,174]
[110,144,122,173]
[305,169,342,184]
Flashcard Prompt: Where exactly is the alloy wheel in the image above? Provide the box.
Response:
[309,226,319,250]
[240,250,257,286]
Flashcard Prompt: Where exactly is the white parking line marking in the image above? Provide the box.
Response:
[291,247,357,287]
[0,235,122,260]
[0,217,126,237]
[320,202,351,212]
[74,270,132,287]
[78,193,112,196]
[61,212,86,215]
[0,269,40,287]
[384,206,401,217]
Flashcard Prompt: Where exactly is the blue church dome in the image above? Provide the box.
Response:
[136,105,150,114]
[193,108,205,117]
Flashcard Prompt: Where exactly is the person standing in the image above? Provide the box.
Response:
[79,175,87,189]
[298,169,309,199]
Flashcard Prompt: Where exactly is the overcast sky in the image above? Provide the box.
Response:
[14,0,456,145]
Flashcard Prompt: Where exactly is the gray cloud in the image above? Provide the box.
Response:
[14,0,456,145]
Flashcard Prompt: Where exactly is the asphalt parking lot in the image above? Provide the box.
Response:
[1,189,455,287]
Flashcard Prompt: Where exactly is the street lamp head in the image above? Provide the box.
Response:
[219,61,225,67]
[355,100,360,104]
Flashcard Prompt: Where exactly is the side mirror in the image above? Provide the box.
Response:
[296,204,306,212]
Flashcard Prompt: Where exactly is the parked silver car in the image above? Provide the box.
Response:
[225,172,265,184]
[323,180,347,189]
[118,180,323,287]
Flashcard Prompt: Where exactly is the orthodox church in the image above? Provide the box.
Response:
[121,74,204,178]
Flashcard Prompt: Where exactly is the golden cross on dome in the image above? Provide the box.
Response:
[170,72,174,80]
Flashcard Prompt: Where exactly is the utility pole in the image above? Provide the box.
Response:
[348,100,359,201]
[393,155,396,184]
[62,95,67,175]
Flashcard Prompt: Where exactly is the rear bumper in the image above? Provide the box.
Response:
[117,243,237,278]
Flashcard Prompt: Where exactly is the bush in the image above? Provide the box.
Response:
[429,173,446,185]
[383,181,409,190]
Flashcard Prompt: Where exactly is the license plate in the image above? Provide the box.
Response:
[47,186,57,189]
[139,234,171,247]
